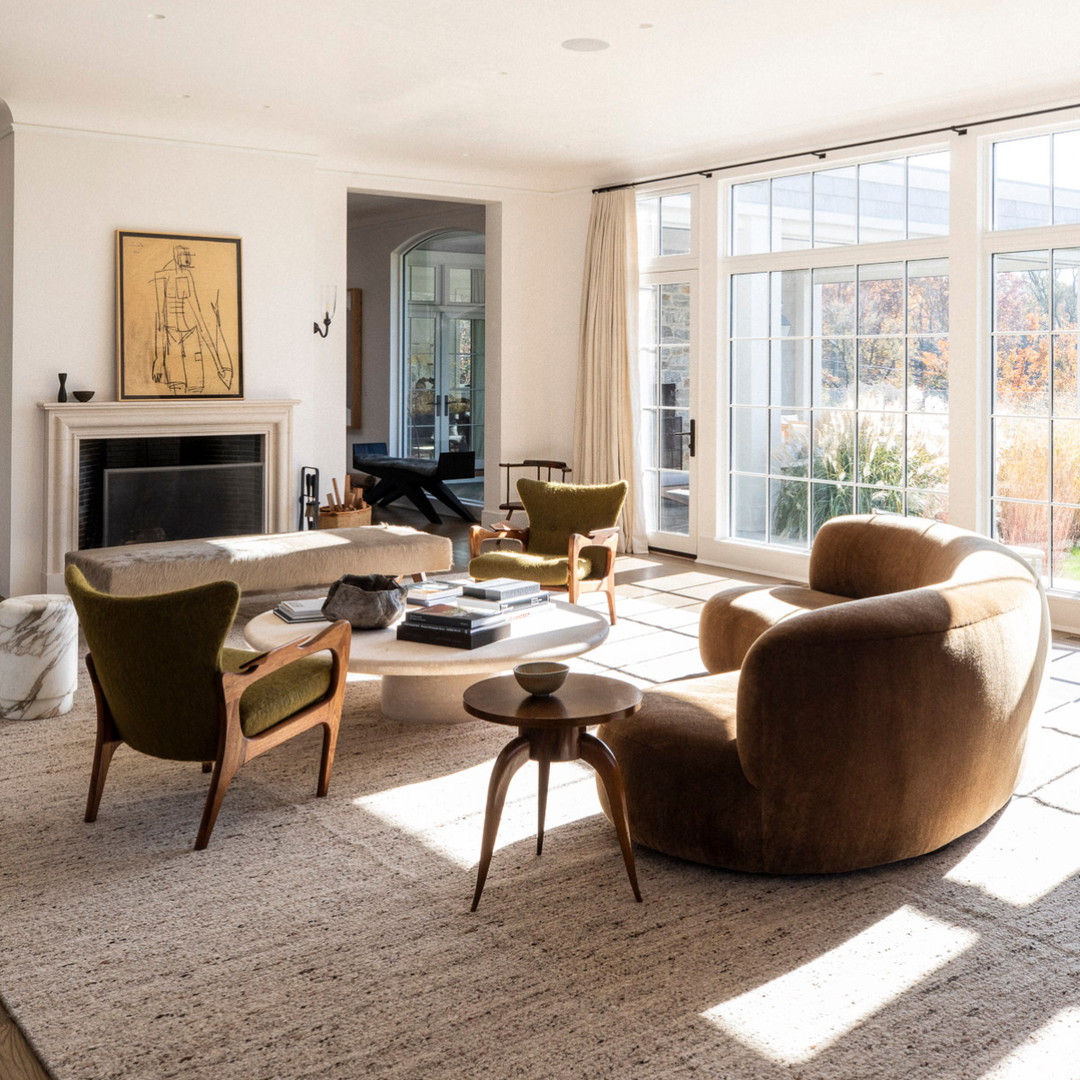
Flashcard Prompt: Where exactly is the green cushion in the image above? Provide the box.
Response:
[468,551,593,587]
[221,649,333,737]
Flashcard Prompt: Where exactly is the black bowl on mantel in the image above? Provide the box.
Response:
[71,391,95,402]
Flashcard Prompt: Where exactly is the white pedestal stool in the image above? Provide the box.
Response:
[0,594,78,719]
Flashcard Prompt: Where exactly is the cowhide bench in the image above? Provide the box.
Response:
[64,525,452,597]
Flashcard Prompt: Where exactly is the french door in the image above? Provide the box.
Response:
[401,237,485,465]
[640,272,697,553]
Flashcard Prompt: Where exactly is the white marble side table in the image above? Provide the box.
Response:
[0,594,79,719]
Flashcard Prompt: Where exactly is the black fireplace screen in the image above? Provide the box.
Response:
[79,434,265,548]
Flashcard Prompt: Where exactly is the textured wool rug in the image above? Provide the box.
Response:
[4,612,1080,1079]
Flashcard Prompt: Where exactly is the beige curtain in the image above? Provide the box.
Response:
[573,188,645,552]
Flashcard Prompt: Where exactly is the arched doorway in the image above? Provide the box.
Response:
[400,229,485,468]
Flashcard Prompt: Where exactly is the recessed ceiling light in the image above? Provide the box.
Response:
[147,13,166,19]
[639,23,653,29]
[259,104,271,110]
[561,38,610,52]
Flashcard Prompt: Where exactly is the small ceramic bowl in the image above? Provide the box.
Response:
[72,390,95,402]
[513,661,569,697]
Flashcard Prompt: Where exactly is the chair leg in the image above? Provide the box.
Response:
[606,581,618,624]
[85,737,120,823]
[316,718,338,797]
[195,746,242,851]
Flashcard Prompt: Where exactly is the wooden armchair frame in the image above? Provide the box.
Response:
[84,619,352,850]
[468,521,621,622]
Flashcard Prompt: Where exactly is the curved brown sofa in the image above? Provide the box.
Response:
[598,514,1051,874]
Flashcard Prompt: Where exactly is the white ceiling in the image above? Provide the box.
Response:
[3,0,1080,191]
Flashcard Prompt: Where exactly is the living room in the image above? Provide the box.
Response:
[4,3,1080,1078]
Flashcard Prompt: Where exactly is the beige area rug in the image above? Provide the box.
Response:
[3,617,1080,1079]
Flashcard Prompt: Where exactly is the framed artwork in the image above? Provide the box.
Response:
[116,230,243,400]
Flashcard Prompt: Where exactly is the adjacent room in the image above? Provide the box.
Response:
[3,3,1080,1078]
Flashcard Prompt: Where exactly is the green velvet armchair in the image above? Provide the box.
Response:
[65,565,351,850]
[468,478,628,622]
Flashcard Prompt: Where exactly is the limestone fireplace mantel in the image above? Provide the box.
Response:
[40,399,299,592]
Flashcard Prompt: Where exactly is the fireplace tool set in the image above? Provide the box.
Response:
[298,466,320,530]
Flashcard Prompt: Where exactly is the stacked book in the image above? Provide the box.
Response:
[406,580,465,606]
[273,597,328,623]
[396,603,511,649]
[457,578,550,614]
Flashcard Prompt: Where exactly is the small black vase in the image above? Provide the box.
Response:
[56,373,68,403]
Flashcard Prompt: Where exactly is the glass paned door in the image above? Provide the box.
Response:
[401,234,485,465]
[640,277,695,549]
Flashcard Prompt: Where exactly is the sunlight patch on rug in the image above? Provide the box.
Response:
[353,758,599,867]
[701,905,977,1064]
[943,798,1080,905]
[977,1007,1080,1078]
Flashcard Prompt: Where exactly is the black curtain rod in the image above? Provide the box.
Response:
[592,100,1080,194]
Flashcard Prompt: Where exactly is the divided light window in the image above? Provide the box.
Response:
[638,193,692,258]
[989,124,1080,590]
[993,132,1080,230]
[991,248,1080,585]
[731,152,949,255]
[730,260,949,547]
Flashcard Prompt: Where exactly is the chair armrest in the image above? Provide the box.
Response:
[698,583,850,673]
[468,523,529,560]
[568,528,620,575]
[736,579,1048,793]
[222,619,352,697]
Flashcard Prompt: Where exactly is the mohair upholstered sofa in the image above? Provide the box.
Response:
[597,514,1051,875]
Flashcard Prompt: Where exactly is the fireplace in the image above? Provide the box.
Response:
[41,399,297,591]
[81,435,265,548]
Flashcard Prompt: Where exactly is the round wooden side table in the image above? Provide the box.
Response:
[462,672,643,911]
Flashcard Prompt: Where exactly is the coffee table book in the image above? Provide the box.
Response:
[405,604,507,629]
[273,597,328,623]
[395,621,511,650]
[406,581,464,606]
[456,591,551,614]
[461,578,541,602]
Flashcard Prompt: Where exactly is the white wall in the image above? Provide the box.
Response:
[0,117,13,591]
[5,125,346,595]
[0,122,595,594]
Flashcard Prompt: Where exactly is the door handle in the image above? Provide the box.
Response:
[672,418,696,458]
[444,396,450,416]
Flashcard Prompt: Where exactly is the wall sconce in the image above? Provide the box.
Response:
[313,286,337,337]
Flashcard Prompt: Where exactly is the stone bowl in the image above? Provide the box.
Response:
[513,661,569,697]
[72,390,95,402]
[322,573,407,629]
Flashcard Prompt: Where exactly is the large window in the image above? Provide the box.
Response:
[727,151,950,549]
[633,114,1080,615]
[730,260,949,546]
[991,248,1080,585]
[989,124,1080,588]
[731,152,949,255]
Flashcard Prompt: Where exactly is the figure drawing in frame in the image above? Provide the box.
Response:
[117,231,243,399]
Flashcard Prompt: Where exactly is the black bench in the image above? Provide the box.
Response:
[352,447,478,525]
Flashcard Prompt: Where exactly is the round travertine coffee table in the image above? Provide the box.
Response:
[462,673,643,911]
[243,601,609,723]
